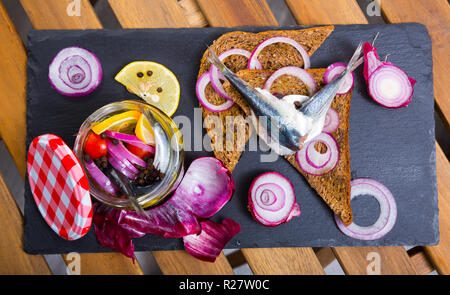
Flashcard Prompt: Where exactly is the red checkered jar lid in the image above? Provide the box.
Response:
[27,134,92,240]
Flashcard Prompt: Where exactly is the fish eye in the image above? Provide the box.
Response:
[147,71,153,77]
[137,72,144,78]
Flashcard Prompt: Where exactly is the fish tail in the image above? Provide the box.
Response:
[206,45,263,106]
[345,41,364,74]
[207,46,234,77]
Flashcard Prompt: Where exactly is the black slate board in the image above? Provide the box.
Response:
[24,24,438,254]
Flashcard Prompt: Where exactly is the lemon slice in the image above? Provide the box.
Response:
[91,110,141,135]
[135,114,155,145]
[115,61,180,116]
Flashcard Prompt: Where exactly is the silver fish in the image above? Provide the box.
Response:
[138,105,170,174]
[207,42,363,155]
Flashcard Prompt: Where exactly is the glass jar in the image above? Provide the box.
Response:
[74,100,184,209]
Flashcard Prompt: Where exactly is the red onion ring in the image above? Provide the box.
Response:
[322,108,340,133]
[48,47,102,97]
[248,171,300,227]
[335,178,397,240]
[84,159,118,196]
[324,62,354,95]
[107,154,137,180]
[196,72,235,112]
[296,133,339,176]
[209,48,252,101]
[248,36,310,69]
[368,64,415,109]
[263,66,317,96]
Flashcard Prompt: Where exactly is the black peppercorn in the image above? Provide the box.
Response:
[137,72,144,78]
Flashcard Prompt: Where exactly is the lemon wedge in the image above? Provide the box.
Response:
[135,114,155,145]
[91,110,141,135]
[115,61,180,116]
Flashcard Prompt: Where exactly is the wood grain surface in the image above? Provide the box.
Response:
[287,0,420,275]
[19,0,143,275]
[20,0,102,29]
[0,2,27,178]
[424,144,450,274]
[197,0,278,27]
[108,0,190,28]
[333,246,417,274]
[381,0,450,129]
[286,0,368,25]
[242,248,325,275]
[0,172,51,274]
[152,250,234,275]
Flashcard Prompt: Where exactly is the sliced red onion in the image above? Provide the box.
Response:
[118,157,234,238]
[196,72,235,112]
[107,154,137,180]
[209,48,252,101]
[173,157,235,218]
[105,130,155,153]
[105,139,146,168]
[363,42,384,80]
[363,42,416,109]
[263,66,317,96]
[93,203,145,262]
[48,46,102,97]
[322,108,340,133]
[248,36,310,69]
[106,140,140,175]
[368,64,416,109]
[248,172,300,227]
[296,133,339,176]
[335,178,397,240]
[324,62,354,95]
[183,219,241,262]
[84,159,118,196]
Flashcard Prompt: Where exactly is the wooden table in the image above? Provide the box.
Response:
[0,0,448,275]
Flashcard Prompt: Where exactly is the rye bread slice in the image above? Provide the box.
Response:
[198,26,334,172]
[222,69,353,226]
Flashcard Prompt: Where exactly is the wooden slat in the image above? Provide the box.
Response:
[196,0,278,27]
[108,0,189,28]
[287,0,419,275]
[0,2,27,178]
[107,0,235,275]
[333,247,417,275]
[0,172,51,274]
[381,0,450,128]
[20,0,102,29]
[315,247,337,268]
[285,0,368,25]
[179,0,208,28]
[242,248,325,275]
[199,0,328,275]
[18,0,143,275]
[409,248,434,275]
[424,144,450,274]
[152,250,233,275]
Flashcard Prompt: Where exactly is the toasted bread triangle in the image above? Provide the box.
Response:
[198,26,334,172]
[222,69,353,226]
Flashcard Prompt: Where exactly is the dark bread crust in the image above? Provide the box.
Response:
[223,69,353,226]
[198,26,334,172]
